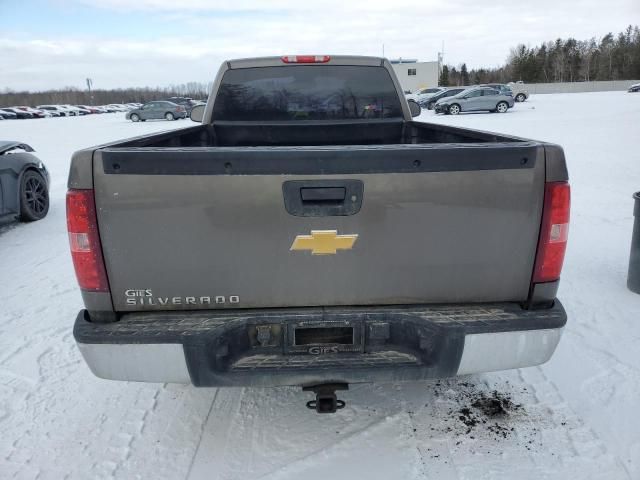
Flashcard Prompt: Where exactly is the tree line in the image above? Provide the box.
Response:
[3,26,640,105]
[439,25,640,86]
[0,82,210,108]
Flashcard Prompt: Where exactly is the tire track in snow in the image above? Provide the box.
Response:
[185,388,220,478]
[188,384,423,480]
[518,366,631,479]
[187,388,249,480]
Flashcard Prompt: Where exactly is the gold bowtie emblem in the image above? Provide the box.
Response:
[290,230,358,255]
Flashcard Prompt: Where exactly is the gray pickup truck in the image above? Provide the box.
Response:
[69,55,570,413]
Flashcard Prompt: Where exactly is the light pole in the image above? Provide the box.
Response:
[86,78,93,103]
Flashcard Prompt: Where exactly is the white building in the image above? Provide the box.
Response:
[391,59,440,93]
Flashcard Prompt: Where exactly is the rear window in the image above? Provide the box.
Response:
[213,65,403,121]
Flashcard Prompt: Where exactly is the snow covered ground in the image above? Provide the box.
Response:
[1,92,639,479]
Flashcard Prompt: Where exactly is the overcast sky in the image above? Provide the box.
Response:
[1,0,638,91]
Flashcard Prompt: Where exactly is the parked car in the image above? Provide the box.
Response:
[73,106,93,115]
[421,87,465,110]
[406,87,446,103]
[126,101,187,122]
[0,141,50,222]
[106,104,130,112]
[482,84,514,97]
[70,55,569,414]
[628,83,640,93]
[2,108,34,119]
[56,105,78,116]
[38,108,60,117]
[0,109,18,120]
[166,97,198,113]
[75,105,101,114]
[435,87,515,115]
[37,105,70,116]
[507,82,529,102]
[60,105,86,116]
[16,106,53,118]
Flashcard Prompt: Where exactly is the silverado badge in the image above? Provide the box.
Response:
[290,230,358,255]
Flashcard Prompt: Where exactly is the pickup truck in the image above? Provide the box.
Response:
[69,55,570,413]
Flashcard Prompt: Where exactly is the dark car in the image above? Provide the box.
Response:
[629,83,640,93]
[126,101,187,122]
[15,106,50,118]
[421,88,466,110]
[0,109,18,120]
[2,108,34,119]
[0,142,50,222]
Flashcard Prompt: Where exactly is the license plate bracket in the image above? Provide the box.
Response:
[286,320,364,355]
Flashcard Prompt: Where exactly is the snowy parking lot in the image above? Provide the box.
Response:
[1,91,639,479]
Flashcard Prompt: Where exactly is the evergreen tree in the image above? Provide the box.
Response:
[461,63,470,85]
[439,65,450,86]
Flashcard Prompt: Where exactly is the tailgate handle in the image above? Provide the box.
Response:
[283,180,364,217]
[301,187,346,203]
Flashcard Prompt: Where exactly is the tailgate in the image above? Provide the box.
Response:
[93,143,545,311]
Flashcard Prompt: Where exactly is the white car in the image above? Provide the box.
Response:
[107,104,130,112]
[60,105,86,115]
[37,105,71,116]
[57,105,78,116]
[53,105,73,116]
[507,82,529,102]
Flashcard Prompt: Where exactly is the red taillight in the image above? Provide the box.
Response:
[281,55,330,64]
[532,182,570,283]
[66,189,110,292]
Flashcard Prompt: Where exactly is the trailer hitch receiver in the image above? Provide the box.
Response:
[303,383,348,413]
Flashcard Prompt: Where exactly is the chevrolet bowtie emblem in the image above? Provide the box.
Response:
[290,230,358,255]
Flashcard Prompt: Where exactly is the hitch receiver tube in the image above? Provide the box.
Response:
[303,383,349,414]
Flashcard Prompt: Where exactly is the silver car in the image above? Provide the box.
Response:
[434,87,515,115]
[406,87,446,103]
[126,101,187,122]
[507,82,529,102]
